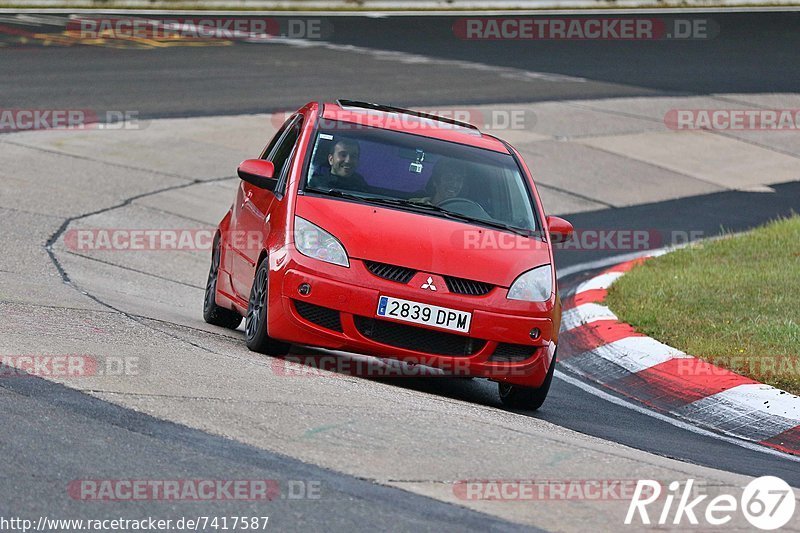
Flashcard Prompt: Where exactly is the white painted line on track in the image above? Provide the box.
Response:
[63,15,586,84]
[561,302,617,331]
[586,336,689,373]
[701,384,800,420]
[575,271,624,292]
[556,250,655,280]
[556,240,800,460]
[246,37,588,83]
[557,246,672,280]
[554,369,800,463]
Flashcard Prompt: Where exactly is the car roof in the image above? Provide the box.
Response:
[320,100,512,154]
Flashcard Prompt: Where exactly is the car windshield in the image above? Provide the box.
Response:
[302,119,539,233]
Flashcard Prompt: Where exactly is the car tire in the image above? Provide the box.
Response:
[245,259,291,355]
[498,351,556,411]
[203,237,243,330]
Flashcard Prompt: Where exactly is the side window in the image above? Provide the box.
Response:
[277,144,299,195]
[260,114,299,160]
[269,116,303,195]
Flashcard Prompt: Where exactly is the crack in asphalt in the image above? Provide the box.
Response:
[133,200,232,226]
[90,391,364,410]
[38,173,247,363]
[567,98,800,161]
[44,174,233,285]
[0,363,534,533]
[0,138,195,179]
[534,181,616,209]
[22,111,799,501]
[31,183,787,477]
[0,204,66,220]
[9,274,678,471]
[63,250,205,290]
[133,314,241,340]
[515,95,798,206]
[0,301,119,314]
[564,140,729,192]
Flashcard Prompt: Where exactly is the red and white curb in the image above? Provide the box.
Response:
[559,255,800,456]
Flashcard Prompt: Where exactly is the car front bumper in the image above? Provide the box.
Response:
[267,249,559,387]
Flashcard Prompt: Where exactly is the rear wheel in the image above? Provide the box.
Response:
[245,259,291,355]
[498,351,556,411]
[203,237,243,330]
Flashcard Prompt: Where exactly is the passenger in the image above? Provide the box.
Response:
[411,158,468,205]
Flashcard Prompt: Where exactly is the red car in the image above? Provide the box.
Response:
[204,100,573,409]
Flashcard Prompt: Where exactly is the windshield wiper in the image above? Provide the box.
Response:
[306,189,533,237]
[368,198,535,237]
[304,187,369,202]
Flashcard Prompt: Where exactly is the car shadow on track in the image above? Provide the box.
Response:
[273,346,546,413]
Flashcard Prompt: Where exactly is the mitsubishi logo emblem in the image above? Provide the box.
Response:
[421,277,437,291]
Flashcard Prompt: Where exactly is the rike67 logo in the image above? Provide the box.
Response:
[626,477,796,530]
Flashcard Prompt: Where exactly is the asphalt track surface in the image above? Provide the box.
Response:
[1,12,799,118]
[0,369,530,532]
[1,10,800,531]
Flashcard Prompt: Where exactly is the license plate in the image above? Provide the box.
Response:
[376,296,471,333]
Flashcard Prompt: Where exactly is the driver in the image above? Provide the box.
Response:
[311,138,369,192]
[411,158,467,205]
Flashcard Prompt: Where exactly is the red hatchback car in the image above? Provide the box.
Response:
[204,100,573,409]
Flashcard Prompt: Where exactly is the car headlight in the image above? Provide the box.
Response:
[294,216,349,267]
[507,264,552,302]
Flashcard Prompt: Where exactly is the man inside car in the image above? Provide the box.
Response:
[311,138,369,192]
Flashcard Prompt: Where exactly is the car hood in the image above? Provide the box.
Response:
[294,195,551,287]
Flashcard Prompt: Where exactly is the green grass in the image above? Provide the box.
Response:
[605,215,800,394]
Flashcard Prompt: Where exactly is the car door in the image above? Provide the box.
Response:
[223,116,291,287]
[230,114,304,300]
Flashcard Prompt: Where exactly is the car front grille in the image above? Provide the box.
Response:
[490,343,539,362]
[364,260,494,295]
[443,276,494,296]
[364,261,417,284]
[354,316,485,356]
[293,300,343,332]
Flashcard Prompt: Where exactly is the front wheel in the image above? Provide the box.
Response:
[498,351,556,411]
[203,237,243,330]
[245,259,290,355]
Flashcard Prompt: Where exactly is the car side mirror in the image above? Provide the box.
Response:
[237,159,277,191]
[546,215,573,244]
